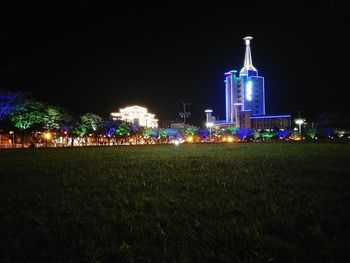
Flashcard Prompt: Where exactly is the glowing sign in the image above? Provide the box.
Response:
[246,80,253,101]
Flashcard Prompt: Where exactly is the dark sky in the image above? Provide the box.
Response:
[1,1,348,125]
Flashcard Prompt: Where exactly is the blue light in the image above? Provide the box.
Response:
[250,115,291,119]
[246,81,252,101]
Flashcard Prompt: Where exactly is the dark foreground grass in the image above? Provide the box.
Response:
[1,142,350,262]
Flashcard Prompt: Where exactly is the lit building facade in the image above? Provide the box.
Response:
[215,36,290,130]
[110,105,158,128]
[225,36,265,124]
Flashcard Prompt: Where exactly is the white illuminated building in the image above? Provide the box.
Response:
[110,105,158,128]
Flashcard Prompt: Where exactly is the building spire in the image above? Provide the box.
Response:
[240,36,257,76]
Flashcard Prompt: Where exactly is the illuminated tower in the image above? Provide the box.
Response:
[239,36,257,76]
[225,36,265,124]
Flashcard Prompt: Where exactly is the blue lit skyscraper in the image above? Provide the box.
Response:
[216,36,291,130]
[225,36,265,124]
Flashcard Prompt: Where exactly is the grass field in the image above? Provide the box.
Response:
[1,142,350,262]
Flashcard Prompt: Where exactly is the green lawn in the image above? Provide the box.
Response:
[1,142,350,262]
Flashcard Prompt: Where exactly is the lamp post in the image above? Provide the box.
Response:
[294,118,305,138]
[9,131,14,145]
[206,122,214,142]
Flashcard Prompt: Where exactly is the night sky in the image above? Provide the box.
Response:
[1,1,348,125]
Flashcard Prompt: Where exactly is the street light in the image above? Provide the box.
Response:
[9,131,14,145]
[294,118,305,137]
[206,122,214,142]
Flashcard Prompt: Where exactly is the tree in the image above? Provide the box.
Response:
[143,127,158,143]
[79,113,103,145]
[225,126,239,135]
[184,127,198,136]
[10,100,46,147]
[237,128,254,140]
[81,113,103,133]
[115,122,131,138]
[197,128,209,140]
[73,122,89,137]
[103,119,119,145]
[71,119,90,146]
[166,128,179,139]
[104,119,118,138]
[43,106,70,131]
[260,130,276,140]
[159,128,168,138]
[115,122,133,144]
[277,129,293,140]
[0,90,25,122]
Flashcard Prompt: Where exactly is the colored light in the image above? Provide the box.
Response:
[186,136,193,142]
[173,140,180,146]
[44,133,51,140]
[246,81,252,101]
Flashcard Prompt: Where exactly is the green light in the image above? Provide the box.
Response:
[81,113,103,132]
[43,106,66,130]
[306,128,317,139]
[260,131,275,139]
[10,100,45,131]
[184,127,198,136]
[115,122,131,137]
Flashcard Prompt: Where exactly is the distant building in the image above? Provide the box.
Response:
[110,105,158,128]
[209,36,291,130]
[162,119,184,129]
[225,37,265,124]
[250,115,291,130]
[170,122,186,129]
[312,110,350,129]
